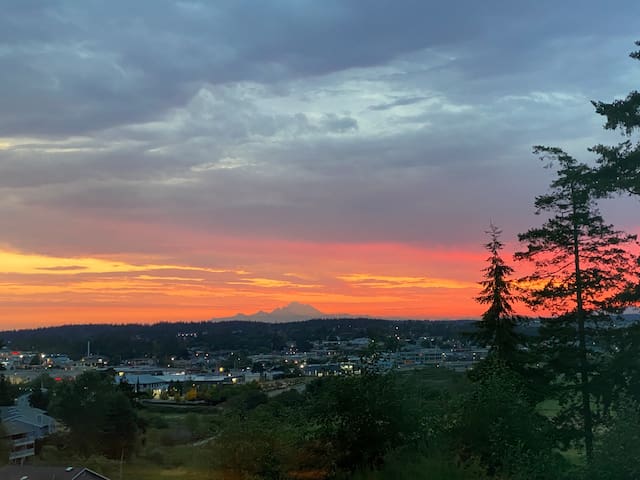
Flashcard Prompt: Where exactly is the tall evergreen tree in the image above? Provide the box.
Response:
[590,40,640,197]
[48,370,140,459]
[473,223,520,365]
[515,146,638,462]
[589,41,640,410]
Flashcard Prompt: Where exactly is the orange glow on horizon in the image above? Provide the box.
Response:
[0,242,500,329]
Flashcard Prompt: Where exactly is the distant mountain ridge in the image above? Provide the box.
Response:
[212,302,343,323]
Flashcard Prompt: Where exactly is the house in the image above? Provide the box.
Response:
[301,363,341,377]
[0,405,57,438]
[121,357,157,367]
[0,465,111,479]
[45,355,73,369]
[2,420,35,463]
[347,337,372,350]
[0,404,57,463]
[114,374,168,398]
[80,354,108,367]
[0,349,40,370]
[157,373,242,387]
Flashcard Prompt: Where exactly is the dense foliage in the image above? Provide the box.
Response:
[47,370,141,459]
[0,375,18,406]
[591,40,640,197]
[0,318,474,362]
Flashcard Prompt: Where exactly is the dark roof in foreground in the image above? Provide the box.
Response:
[0,465,110,480]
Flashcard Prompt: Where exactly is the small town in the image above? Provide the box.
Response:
[0,320,489,479]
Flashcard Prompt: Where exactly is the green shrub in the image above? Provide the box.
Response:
[348,450,489,480]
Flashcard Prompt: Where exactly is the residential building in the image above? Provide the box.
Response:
[0,405,57,438]
[2,420,35,463]
[0,465,111,479]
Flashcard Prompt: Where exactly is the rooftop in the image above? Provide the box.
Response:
[0,465,110,480]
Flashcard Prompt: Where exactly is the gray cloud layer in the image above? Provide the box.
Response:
[1,0,638,256]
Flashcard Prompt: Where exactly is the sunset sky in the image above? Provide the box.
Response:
[1,1,639,329]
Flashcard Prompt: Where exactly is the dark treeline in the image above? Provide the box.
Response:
[0,318,474,362]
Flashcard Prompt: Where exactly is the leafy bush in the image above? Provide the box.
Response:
[349,449,489,480]
[447,358,567,478]
[591,399,640,480]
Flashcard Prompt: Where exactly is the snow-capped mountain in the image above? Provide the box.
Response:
[213,302,329,323]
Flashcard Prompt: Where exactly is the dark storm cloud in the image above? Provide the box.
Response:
[0,0,453,135]
[3,0,637,136]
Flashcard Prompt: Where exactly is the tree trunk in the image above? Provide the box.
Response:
[572,187,593,462]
